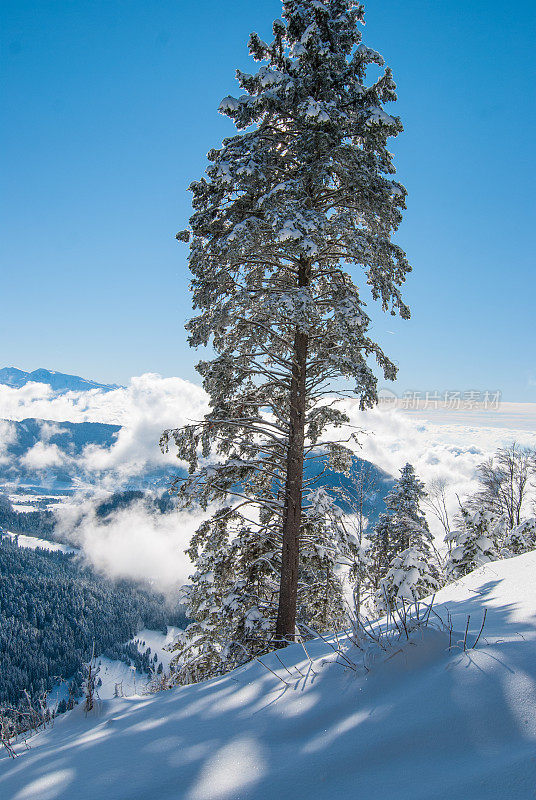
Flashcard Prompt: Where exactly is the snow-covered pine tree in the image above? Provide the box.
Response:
[446,508,499,579]
[377,545,439,613]
[162,0,411,668]
[170,490,357,684]
[369,463,435,586]
[502,517,536,557]
[169,508,280,684]
[369,463,440,610]
[384,463,432,552]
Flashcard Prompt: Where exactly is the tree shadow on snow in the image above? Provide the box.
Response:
[1,581,536,799]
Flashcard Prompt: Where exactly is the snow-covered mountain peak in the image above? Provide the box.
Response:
[0,367,120,393]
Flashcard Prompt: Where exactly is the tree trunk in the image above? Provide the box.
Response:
[275,259,310,643]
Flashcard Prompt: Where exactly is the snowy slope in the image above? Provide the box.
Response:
[2,553,536,800]
[45,628,182,712]
[1,531,77,554]
[95,627,182,700]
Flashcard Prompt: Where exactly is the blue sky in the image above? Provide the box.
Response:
[2,0,535,400]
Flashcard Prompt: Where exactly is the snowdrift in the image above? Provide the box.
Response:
[2,552,536,800]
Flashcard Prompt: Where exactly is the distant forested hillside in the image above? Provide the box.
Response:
[0,494,56,539]
[0,538,186,709]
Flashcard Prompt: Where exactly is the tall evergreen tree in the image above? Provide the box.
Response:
[163,0,411,661]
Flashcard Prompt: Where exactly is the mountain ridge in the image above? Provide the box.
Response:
[0,416,394,521]
[0,367,121,393]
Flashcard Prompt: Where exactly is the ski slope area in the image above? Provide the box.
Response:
[2,553,536,800]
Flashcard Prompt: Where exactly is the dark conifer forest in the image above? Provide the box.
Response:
[0,538,186,710]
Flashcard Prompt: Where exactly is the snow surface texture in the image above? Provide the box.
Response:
[2,553,536,799]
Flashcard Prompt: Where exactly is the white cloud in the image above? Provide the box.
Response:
[21,441,66,470]
[342,401,536,484]
[2,373,536,587]
[0,373,208,486]
[2,374,534,489]
[76,375,208,485]
[340,401,536,542]
[55,498,202,595]
[0,373,207,427]
[39,421,68,442]
[0,420,17,465]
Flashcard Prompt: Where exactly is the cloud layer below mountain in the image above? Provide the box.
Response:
[2,374,534,485]
[0,374,208,486]
[55,496,204,594]
[2,374,535,591]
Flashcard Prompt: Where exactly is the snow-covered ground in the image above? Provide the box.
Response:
[5,491,69,510]
[131,628,180,674]
[46,628,182,710]
[8,494,65,511]
[94,627,182,700]
[2,553,536,799]
[1,531,77,554]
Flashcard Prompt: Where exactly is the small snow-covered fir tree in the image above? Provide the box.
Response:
[446,508,499,579]
[502,517,536,557]
[163,0,412,673]
[377,545,439,613]
[370,463,440,610]
[369,463,436,588]
[384,463,432,552]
